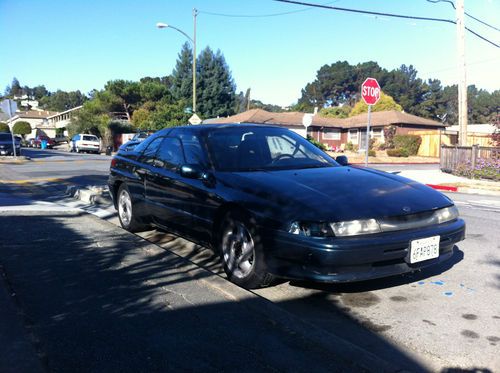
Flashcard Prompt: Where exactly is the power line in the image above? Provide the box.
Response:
[198,1,338,18]
[273,0,500,48]
[426,0,500,32]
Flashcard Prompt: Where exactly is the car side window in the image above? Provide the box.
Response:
[178,133,207,167]
[139,137,163,165]
[155,137,184,170]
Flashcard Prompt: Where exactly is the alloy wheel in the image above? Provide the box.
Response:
[221,221,255,279]
[118,189,132,227]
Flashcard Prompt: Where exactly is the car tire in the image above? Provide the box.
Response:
[219,210,274,289]
[117,184,149,233]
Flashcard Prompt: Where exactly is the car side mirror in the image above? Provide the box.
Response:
[180,164,216,187]
[180,164,205,179]
[336,155,349,166]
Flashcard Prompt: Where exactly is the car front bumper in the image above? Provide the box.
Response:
[260,218,466,283]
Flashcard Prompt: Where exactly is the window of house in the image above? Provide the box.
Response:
[322,129,341,140]
[372,128,383,140]
[348,129,358,144]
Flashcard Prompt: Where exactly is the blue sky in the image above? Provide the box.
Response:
[1,0,499,106]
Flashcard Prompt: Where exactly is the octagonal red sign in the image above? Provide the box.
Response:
[361,78,381,106]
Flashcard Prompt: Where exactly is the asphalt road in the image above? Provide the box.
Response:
[1,148,499,372]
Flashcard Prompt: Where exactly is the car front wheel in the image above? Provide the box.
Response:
[219,211,274,289]
[117,184,148,232]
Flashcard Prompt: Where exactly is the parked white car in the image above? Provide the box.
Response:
[69,134,101,154]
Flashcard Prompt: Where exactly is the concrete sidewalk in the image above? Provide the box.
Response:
[396,169,500,195]
[0,210,406,372]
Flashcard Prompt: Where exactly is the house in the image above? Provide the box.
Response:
[8,106,82,138]
[210,109,445,155]
[443,123,497,146]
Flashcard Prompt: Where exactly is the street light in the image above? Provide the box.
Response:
[156,8,198,114]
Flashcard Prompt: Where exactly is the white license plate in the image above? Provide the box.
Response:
[0,151,6,155]
[409,236,440,263]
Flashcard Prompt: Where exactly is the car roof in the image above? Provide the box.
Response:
[155,123,282,137]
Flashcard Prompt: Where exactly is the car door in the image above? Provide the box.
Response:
[133,136,164,218]
[175,131,221,244]
[145,136,191,233]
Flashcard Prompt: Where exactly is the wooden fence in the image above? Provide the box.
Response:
[440,145,500,172]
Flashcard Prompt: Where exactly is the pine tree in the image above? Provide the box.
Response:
[196,47,236,118]
[171,42,193,107]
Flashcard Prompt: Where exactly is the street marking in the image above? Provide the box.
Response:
[0,177,65,185]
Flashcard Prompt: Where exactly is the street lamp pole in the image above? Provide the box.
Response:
[156,7,198,114]
[192,8,197,114]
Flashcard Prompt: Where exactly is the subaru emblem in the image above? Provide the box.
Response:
[402,206,411,213]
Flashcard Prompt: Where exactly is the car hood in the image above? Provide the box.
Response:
[223,166,452,222]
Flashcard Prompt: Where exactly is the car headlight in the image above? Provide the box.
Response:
[288,221,334,237]
[289,206,459,238]
[330,219,381,237]
[434,205,459,224]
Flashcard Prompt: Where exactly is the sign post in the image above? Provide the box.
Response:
[5,99,17,158]
[361,78,381,166]
[302,113,313,138]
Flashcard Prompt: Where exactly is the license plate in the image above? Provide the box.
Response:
[409,236,440,263]
[0,151,6,155]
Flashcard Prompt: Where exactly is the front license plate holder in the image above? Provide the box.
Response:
[408,236,440,264]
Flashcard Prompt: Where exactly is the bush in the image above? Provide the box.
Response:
[383,126,396,148]
[377,142,386,150]
[0,122,10,133]
[13,121,32,137]
[387,148,409,157]
[454,158,500,181]
[307,135,327,151]
[368,149,376,157]
[346,142,358,152]
[393,135,422,156]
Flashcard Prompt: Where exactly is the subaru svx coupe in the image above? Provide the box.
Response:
[108,124,465,289]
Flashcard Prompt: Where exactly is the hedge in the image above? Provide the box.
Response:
[387,148,410,157]
[393,135,422,156]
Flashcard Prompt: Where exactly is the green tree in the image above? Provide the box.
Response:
[12,121,32,137]
[196,47,236,118]
[319,106,350,118]
[298,61,386,109]
[349,92,403,117]
[171,42,193,106]
[39,90,87,111]
[104,80,142,121]
[5,78,22,97]
[0,122,10,132]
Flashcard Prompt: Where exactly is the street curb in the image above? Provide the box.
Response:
[351,162,439,165]
[426,184,458,192]
[66,185,111,205]
[426,184,500,196]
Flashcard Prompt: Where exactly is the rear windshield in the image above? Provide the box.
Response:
[0,134,12,141]
[83,135,98,141]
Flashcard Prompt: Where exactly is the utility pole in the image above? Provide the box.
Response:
[456,0,468,146]
[193,8,198,114]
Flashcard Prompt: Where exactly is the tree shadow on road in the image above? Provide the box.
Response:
[0,211,435,373]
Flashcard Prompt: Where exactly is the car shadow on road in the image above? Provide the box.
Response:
[0,211,441,373]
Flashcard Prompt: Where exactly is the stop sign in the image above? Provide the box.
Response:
[361,78,381,106]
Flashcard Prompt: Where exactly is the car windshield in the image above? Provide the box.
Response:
[83,135,98,141]
[206,127,337,172]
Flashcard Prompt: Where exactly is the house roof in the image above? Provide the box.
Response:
[208,109,444,129]
[344,110,444,128]
[15,110,59,119]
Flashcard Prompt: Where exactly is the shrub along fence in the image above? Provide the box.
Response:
[440,145,500,181]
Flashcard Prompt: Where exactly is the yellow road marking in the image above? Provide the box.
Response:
[0,177,66,185]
